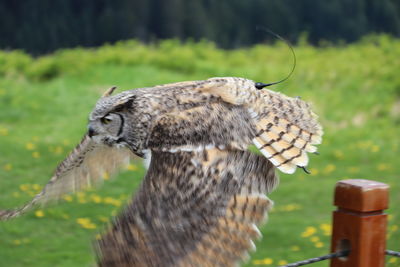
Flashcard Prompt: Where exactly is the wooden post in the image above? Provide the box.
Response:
[330,179,389,267]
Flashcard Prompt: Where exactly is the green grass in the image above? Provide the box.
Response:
[0,36,399,266]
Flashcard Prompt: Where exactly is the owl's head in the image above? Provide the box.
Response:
[87,88,147,156]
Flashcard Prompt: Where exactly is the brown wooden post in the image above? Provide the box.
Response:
[330,179,389,267]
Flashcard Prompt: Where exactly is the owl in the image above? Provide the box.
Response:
[0,77,322,266]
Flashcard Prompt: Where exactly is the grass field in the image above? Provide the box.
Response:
[0,36,399,266]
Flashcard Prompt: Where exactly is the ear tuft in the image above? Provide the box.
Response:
[102,86,117,97]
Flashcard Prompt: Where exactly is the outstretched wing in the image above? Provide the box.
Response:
[0,134,132,220]
[146,77,323,174]
[97,148,278,267]
[97,77,322,266]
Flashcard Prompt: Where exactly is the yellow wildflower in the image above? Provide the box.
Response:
[104,197,121,207]
[12,192,20,198]
[90,194,102,203]
[32,184,41,191]
[291,245,300,251]
[282,204,302,212]
[262,258,273,265]
[333,150,344,160]
[62,139,70,146]
[377,163,390,171]
[301,226,317,237]
[63,195,73,202]
[32,151,40,158]
[13,240,21,246]
[19,184,30,191]
[315,242,324,248]
[95,234,102,240]
[253,258,273,265]
[84,223,96,229]
[3,163,12,171]
[0,127,8,136]
[77,218,88,226]
[390,225,398,232]
[310,236,320,242]
[76,218,90,224]
[78,197,87,204]
[126,164,138,171]
[99,216,109,223]
[76,218,97,229]
[54,146,64,155]
[320,223,332,236]
[278,260,288,265]
[252,259,263,265]
[323,164,336,174]
[389,257,397,263]
[25,142,36,150]
[103,172,110,180]
[347,167,360,174]
[371,145,380,153]
[76,192,87,203]
[357,140,373,149]
[35,210,44,218]
[309,168,319,176]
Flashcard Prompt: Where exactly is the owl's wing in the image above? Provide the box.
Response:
[0,134,132,220]
[97,148,278,267]
[146,77,323,174]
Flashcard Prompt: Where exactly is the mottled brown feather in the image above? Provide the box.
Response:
[97,149,278,267]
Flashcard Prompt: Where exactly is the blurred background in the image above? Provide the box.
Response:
[1,0,400,54]
[0,0,399,266]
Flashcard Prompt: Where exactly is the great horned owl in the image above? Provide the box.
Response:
[0,77,322,266]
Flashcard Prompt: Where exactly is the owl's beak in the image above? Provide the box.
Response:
[88,127,98,138]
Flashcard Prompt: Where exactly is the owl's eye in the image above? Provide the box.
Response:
[101,117,112,124]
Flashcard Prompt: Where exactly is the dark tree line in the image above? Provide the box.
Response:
[0,0,399,54]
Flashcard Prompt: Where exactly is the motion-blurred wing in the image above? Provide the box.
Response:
[0,134,132,220]
[146,77,323,174]
[97,148,278,267]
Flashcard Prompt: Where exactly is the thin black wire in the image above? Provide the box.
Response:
[254,25,297,88]
[279,250,350,267]
[276,249,400,267]
[386,250,400,257]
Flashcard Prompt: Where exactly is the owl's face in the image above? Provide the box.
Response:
[88,112,125,145]
[87,90,151,157]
